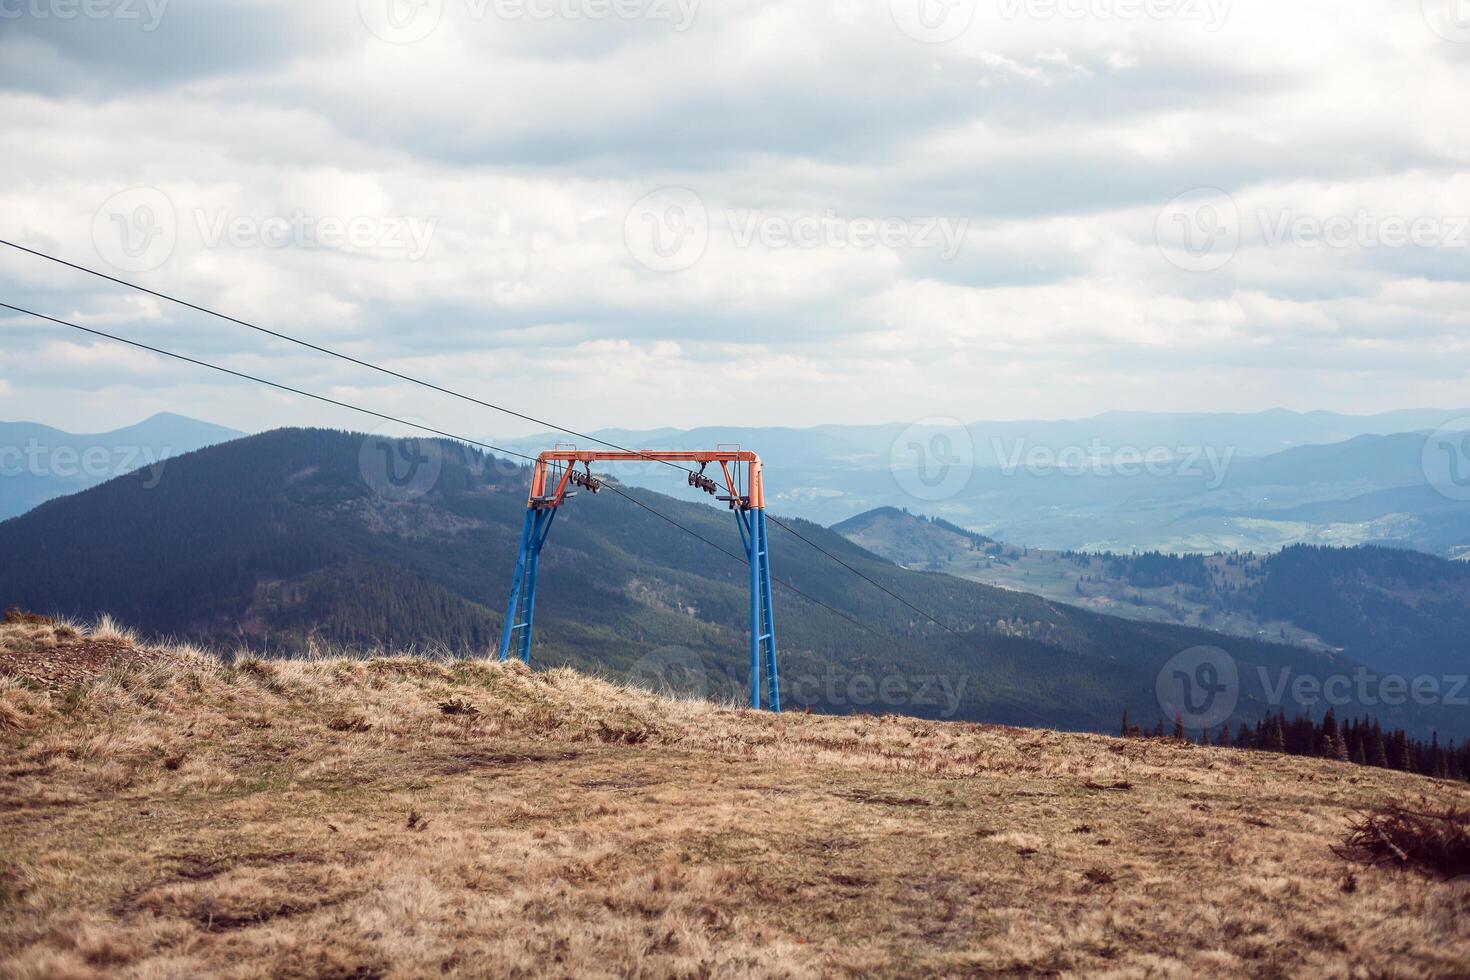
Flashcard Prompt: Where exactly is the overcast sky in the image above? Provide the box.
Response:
[2,0,1468,438]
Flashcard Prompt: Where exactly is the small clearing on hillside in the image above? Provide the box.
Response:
[2,620,1469,977]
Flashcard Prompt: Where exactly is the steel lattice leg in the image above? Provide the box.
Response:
[498,508,537,661]
[499,507,556,664]
[745,510,761,709]
[757,509,780,712]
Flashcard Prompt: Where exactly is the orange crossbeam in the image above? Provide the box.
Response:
[527,450,764,509]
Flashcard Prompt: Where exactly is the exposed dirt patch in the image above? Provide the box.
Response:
[0,633,164,692]
[432,747,581,776]
[576,776,664,790]
[840,789,933,807]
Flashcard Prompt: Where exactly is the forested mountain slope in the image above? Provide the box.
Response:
[2,428,1461,739]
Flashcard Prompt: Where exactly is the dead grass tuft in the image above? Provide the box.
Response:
[1335,800,1470,879]
[84,614,136,645]
[437,696,479,717]
[2,608,56,626]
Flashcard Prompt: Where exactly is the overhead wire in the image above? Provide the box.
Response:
[0,300,879,637]
[1,238,716,483]
[2,239,963,636]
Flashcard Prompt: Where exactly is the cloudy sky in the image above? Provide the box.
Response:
[2,0,1468,439]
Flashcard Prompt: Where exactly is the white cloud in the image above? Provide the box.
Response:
[1,0,1466,433]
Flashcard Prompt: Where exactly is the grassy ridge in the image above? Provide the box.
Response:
[3,620,1469,976]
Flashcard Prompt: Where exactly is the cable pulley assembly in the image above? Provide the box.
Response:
[687,462,719,495]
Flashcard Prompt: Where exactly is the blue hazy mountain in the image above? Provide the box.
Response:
[0,412,243,521]
[507,411,1470,557]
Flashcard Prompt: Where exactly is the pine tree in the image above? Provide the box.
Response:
[1120,709,1130,737]
[1173,711,1186,741]
[1372,724,1389,768]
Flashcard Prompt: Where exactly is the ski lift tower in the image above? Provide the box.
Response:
[497,449,780,711]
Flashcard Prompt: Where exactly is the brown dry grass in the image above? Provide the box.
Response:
[3,621,1469,978]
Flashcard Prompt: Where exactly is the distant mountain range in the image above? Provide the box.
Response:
[0,413,242,521]
[835,506,1470,679]
[506,410,1470,557]
[0,427,1463,740]
[509,408,1470,470]
[9,408,1469,559]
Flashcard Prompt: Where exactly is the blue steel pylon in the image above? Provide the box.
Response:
[497,450,780,710]
[735,506,780,710]
[497,505,557,663]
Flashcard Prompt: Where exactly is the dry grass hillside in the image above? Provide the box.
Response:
[2,617,1469,978]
